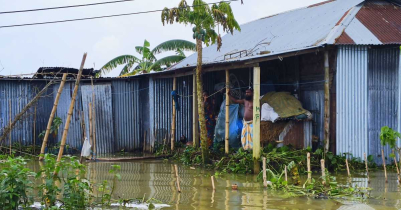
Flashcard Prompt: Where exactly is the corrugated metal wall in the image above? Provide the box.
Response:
[301,90,324,146]
[151,76,193,145]
[336,46,400,164]
[0,81,53,147]
[82,84,115,154]
[336,45,368,161]
[55,82,84,153]
[0,79,147,154]
[111,80,141,152]
[367,47,399,164]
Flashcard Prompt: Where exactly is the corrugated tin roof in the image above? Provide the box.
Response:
[336,1,401,44]
[169,0,365,71]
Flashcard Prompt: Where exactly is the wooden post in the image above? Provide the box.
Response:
[55,53,87,164]
[364,153,370,183]
[382,149,388,183]
[9,99,12,155]
[321,159,326,185]
[307,152,311,183]
[225,69,230,154]
[171,77,177,151]
[88,103,93,158]
[284,165,288,183]
[211,176,216,191]
[39,73,67,160]
[394,156,400,183]
[33,104,37,154]
[174,164,181,193]
[91,77,97,158]
[193,73,200,147]
[253,66,261,174]
[262,157,267,187]
[345,159,351,177]
[324,51,330,154]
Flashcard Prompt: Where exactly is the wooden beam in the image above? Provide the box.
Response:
[171,77,177,151]
[324,51,330,154]
[193,73,200,147]
[245,48,320,65]
[225,69,230,154]
[253,66,261,174]
[152,63,259,79]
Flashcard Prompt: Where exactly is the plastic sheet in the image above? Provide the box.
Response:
[214,100,243,148]
[80,137,91,157]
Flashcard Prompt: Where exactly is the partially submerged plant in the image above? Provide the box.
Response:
[0,157,35,209]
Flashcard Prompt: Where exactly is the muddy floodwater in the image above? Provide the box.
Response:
[25,159,401,209]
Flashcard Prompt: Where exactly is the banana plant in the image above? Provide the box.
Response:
[100,39,196,77]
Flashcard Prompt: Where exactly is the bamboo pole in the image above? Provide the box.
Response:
[174,164,181,193]
[91,77,97,158]
[307,152,311,183]
[253,66,261,174]
[262,157,267,187]
[382,149,388,183]
[285,165,288,182]
[33,104,37,154]
[225,69,230,154]
[39,73,67,160]
[364,153,370,183]
[79,112,86,163]
[9,99,12,155]
[55,53,87,165]
[88,103,93,159]
[211,176,216,191]
[1,81,54,143]
[193,73,199,147]
[171,77,177,151]
[345,159,351,177]
[321,159,326,185]
[324,51,330,155]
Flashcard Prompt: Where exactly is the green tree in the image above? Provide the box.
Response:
[100,39,196,76]
[161,0,241,164]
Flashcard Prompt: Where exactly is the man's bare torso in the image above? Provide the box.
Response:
[244,100,253,121]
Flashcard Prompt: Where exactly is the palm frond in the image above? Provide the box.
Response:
[119,62,136,76]
[100,55,140,75]
[176,49,185,57]
[152,39,196,54]
[150,55,186,70]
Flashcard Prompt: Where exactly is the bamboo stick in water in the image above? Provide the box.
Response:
[345,159,351,177]
[364,153,370,183]
[263,157,267,187]
[321,159,326,185]
[211,176,216,191]
[382,149,388,183]
[307,153,311,183]
[174,164,181,193]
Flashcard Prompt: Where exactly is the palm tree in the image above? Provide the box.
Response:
[161,0,241,164]
[100,39,196,76]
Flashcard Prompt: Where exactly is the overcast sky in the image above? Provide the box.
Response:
[0,0,323,77]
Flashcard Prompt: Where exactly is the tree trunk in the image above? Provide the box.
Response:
[196,38,208,164]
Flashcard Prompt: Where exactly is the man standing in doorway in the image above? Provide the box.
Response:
[229,88,253,150]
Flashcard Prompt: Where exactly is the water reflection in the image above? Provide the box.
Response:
[23,160,401,210]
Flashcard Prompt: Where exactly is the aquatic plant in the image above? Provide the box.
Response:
[0,157,35,209]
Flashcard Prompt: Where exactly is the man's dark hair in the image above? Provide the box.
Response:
[203,90,209,95]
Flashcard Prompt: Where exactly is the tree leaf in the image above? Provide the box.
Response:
[152,39,196,54]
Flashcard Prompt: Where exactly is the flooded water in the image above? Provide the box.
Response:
[25,159,401,209]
